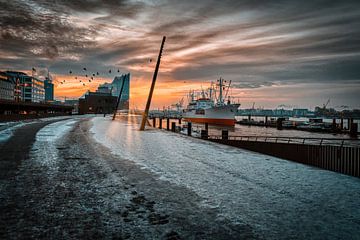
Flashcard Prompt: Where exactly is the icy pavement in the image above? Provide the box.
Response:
[0,116,76,144]
[90,116,360,240]
[2,116,247,239]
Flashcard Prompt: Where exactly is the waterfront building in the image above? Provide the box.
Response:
[44,78,54,102]
[22,75,45,103]
[0,72,15,101]
[97,73,130,110]
[1,71,45,103]
[0,71,25,101]
[78,91,117,114]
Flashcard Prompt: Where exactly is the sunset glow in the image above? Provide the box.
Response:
[1,0,360,109]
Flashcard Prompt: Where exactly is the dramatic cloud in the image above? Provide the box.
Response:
[0,0,360,108]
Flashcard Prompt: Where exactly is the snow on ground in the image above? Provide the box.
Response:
[0,116,76,144]
[90,116,360,239]
[0,121,29,143]
[31,119,78,170]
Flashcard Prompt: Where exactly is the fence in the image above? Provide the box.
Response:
[207,135,360,178]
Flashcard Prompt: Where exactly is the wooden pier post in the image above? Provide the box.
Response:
[205,123,209,132]
[167,118,170,130]
[276,118,284,130]
[159,118,162,129]
[201,130,208,139]
[178,118,182,124]
[340,118,344,130]
[222,130,229,140]
[350,121,358,137]
[153,118,156,127]
[140,36,166,130]
[347,118,352,130]
[332,118,336,130]
[265,116,268,127]
[171,122,176,132]
[187,122,192,136]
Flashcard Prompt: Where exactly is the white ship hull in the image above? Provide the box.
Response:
[183,104,240,126]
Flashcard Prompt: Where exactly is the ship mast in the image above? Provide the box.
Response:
[217,77,224,105]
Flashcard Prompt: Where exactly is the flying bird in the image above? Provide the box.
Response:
[96,72,99,75]
[89,80,91,82]
[85,74,88,77]
[109,69,112,74]
[83,67,87,71]
[83,83,86,86]
[117,69,120,73]
[75,76,77,79]
[92,73,95,77]
[69,70,72,74]
[91,76,93,80]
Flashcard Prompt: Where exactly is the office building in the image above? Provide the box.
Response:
[44,78,54,102]
[0,72,15,101]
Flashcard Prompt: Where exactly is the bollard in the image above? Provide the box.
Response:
[350,123,358,137]
[178,118,182,124]
[167,118,170,130]
[205,123,209,131]
[340,118,343,130]
[171,122,176,132]
[222,130,228,140]
[248,115,251,121]
[332,118,336,130]
[347,118,352,130]
[153,118,156,128]
[265,116,268,127]
[201,130,208,139]
[159,118,162,129]
[187,122,192,136]
[276,118,285,130]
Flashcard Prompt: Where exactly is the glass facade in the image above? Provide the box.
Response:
[97,73,130,110]
[44,78,54,102]
[112,73,130,110]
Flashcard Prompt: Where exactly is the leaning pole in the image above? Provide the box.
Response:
[140,36,166,131]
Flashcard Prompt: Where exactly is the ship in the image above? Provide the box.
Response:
[183,78,240,126]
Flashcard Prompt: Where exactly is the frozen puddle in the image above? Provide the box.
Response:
[90,116,360,239]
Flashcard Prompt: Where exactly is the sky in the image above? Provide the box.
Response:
[1,0,360,109]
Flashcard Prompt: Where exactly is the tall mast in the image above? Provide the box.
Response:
[140,36,166,131]
[218,77,223,105]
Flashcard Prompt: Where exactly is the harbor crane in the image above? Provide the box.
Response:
[323,99,330,109]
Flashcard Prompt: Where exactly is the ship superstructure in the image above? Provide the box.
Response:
[183,78,240,126]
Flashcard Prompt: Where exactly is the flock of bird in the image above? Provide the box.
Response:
[58,68,121,87]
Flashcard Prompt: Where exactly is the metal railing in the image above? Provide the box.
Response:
[207,135,360,147]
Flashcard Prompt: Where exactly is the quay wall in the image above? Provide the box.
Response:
[209,139,360,178]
